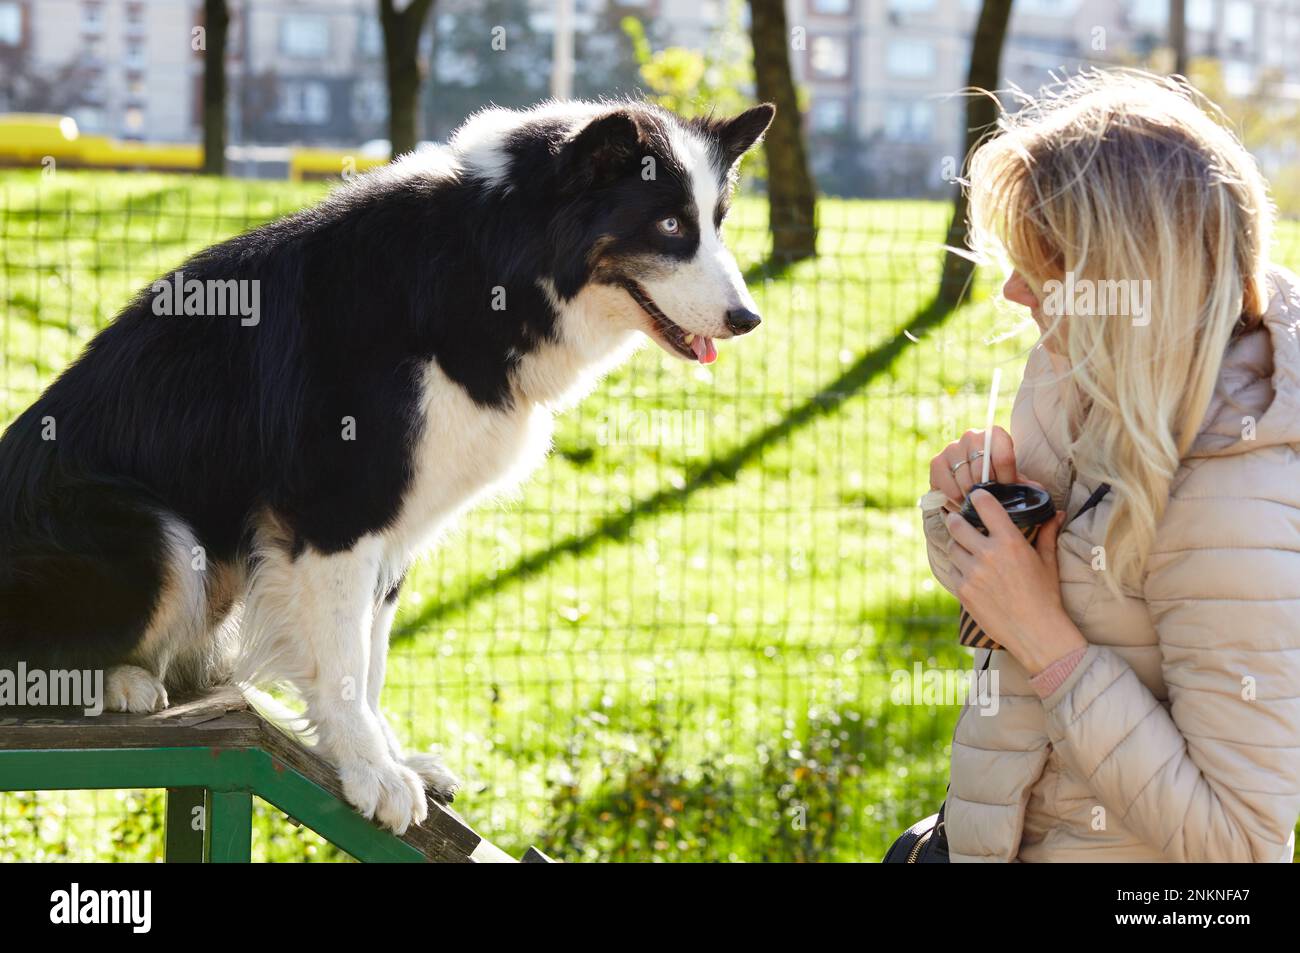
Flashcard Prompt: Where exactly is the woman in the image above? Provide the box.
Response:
[923,70,1300,862]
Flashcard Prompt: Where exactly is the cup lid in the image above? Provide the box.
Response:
[959,481,1055,531]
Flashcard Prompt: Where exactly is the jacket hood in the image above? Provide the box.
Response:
[1188,265,1300,458]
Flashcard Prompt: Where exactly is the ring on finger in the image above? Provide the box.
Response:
[950,459,970,476]
[969,449,985,463]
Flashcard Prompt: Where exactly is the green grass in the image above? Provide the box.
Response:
[1,170,1298,862]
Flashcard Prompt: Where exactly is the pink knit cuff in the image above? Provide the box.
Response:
[1029,647,1088,699]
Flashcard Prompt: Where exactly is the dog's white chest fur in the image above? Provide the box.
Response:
[378,289,643,581]
[379,361,557,574]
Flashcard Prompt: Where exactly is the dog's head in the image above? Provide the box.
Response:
[548,102,775,364]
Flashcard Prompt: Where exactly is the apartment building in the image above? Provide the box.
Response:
[1,0,1295,192]
[0,0,389,145]
[234,0,388,146]
[0,0,196,139]
[0,0,628,147]
[790,0,1300,194]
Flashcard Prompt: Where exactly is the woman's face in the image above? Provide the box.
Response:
[1003,270,1042,324]
[1003,270,1058,350]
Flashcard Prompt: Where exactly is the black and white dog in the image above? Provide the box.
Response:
[0,100,773,832]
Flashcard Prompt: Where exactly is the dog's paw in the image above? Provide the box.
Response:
[405,752,462,803]
[104,665,169,714]
[339,757,428,835]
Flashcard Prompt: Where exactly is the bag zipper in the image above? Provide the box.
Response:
[906,813,944,863]
[907,829,930,863]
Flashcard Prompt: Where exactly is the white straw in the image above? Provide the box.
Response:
[982,368,1001,485]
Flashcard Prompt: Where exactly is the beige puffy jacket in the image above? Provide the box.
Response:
[922,266,1300,862]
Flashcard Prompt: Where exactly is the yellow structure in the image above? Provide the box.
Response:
[0,114,386,179]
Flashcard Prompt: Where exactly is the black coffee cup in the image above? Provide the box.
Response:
[956,482,1055,650]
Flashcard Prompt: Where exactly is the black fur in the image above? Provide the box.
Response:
[0,101,773,675]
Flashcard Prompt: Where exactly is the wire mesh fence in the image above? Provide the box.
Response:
[2,170,1299,862]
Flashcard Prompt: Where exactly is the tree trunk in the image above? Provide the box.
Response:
[380,0,437,160]
[1169,0,1187,75]
[201,0,229,176]
[938,0,1014,307]
[748,0,817,264]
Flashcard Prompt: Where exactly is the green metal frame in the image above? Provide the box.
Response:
[0,746,427,862]
[164,786,206,862]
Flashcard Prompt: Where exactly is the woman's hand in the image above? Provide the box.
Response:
[929,426,1018,506]
[944,489,1086,674]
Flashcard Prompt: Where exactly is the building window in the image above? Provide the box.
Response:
[80,40,105,70]
[811,0,852,13]
[887,0,935,13]
[1222,60,1254,95]
[1224,0,1253,44]
[351,78,386,123]
[123,106,145,135]
[0,1,21,46]
[810,35,850,79]
[1187,0,1213,30]
[124,37,146,70]
[84,68,105,104]
[359,16,383,56]
[1016,0,1079,14]
[884,99,934,142]
[278,80,331,124]
[811,97,849,132]
[1128,0,1165,28]
[280,15,331,58]
[885,39,936,78]
[73,107,105,133]
[81,1,104,35]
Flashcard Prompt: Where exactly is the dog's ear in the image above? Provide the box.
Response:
[712,104,775,168]
[560,110,644,189]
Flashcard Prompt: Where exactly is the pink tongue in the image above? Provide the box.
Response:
[691,335,717,364]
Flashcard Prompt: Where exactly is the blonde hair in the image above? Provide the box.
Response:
[967,69,1273,593]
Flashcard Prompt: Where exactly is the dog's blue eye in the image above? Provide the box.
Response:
[657,217,681,236]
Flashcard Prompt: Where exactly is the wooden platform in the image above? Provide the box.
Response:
[0,687,547,863]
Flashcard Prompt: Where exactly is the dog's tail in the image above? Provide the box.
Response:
[240,684,316,745]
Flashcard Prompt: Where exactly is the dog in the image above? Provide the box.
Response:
[0,99,774,833]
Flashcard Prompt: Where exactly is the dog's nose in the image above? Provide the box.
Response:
[725,308,762,335]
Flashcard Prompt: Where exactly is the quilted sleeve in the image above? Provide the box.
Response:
[1039,486,1300,862]
[920,490,961,597]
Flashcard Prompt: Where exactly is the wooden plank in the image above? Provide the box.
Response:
[0,687,263,751]
[470,837,518,863]
[238,748,452,863]
[0,687,500,863]
[250,714,481,862]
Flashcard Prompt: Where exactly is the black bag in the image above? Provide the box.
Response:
[882,803,949,863]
